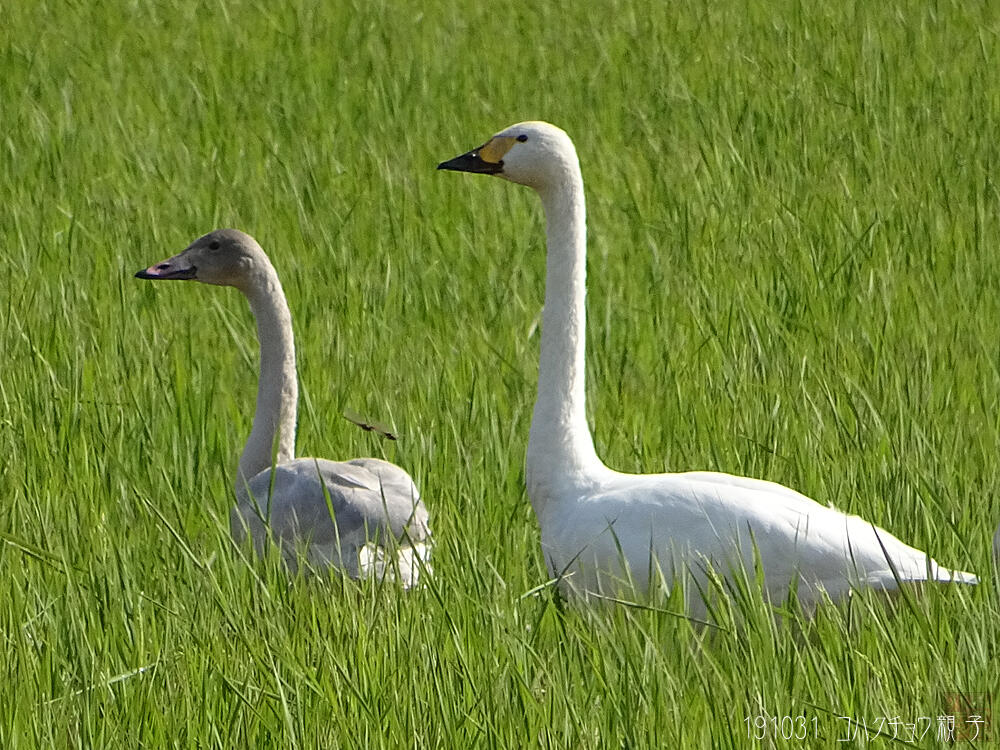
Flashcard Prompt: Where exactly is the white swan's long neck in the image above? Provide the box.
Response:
[526,161,604,504]
[235,261,297,495]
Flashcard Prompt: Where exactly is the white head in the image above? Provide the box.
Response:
[438,121,580,191]
[135,229,267,290]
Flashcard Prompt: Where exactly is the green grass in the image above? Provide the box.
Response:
[2,0,999,745]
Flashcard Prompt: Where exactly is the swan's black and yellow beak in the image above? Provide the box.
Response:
[437,144,504,174]
[438,135,520,175]
[135,255,197,281]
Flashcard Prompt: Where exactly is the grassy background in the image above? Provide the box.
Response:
[2,0,999,745]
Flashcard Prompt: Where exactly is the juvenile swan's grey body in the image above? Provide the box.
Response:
[137,229,430,585]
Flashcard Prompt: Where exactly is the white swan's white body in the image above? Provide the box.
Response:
[137,229,430,586]
[440,122,976,612]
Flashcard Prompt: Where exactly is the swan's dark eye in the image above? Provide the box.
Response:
[209,240,220,250]
[516,134,528,142]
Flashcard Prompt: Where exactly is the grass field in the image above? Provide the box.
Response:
[2,0,999,745]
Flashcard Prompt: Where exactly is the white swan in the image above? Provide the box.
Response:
[439,121,977,612]
[136,229,430,586]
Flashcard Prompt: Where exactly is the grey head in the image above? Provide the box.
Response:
[135,229,266,288]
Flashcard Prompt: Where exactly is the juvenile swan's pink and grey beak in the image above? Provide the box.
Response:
[135,255,197,281]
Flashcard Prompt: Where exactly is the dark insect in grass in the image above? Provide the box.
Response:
[343,408,398,440]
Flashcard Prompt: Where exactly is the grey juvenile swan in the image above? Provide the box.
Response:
[136,229,431,586]
[439,121,976,613]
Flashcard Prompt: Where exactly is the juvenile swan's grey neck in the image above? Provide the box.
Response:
[236,260,297,495]
[526,155,603,504]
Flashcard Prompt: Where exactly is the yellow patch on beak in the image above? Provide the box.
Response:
[478,136,518,164]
